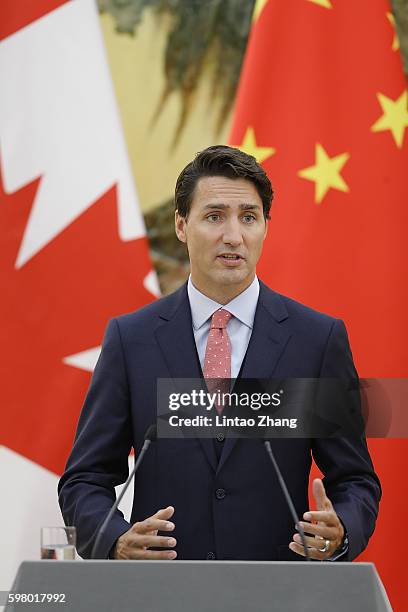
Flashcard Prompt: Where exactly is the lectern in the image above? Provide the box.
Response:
[6,560,392,611]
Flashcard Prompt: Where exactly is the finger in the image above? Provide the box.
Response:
[312,478,331,511]
[127,548,177,561]
[131,535,177,549]
[303,510,338,525]
[147,506,175,535]
[141,549,177,560]
[293,533,332,551]
[297,520,337,538]
[132,518,175,534]
[153,506,175,520]
[289,541,327,561]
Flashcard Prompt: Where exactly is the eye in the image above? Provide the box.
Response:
[206,213,221,222]
[242,213,256,223]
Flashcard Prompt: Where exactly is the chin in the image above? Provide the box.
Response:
[214,269,249,286]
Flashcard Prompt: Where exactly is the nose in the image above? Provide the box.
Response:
[222,218,243,247]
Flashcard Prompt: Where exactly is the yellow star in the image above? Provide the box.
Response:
[252,0,268,23]
[237,127,276,164]
[306,0,332,8]
[387,12,400,51]
[371,90,408,148]
[298,143,350,204]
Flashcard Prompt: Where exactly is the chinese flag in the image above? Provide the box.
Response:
[229,0,408,609]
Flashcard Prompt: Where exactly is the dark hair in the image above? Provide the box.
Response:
[175,144,274,219]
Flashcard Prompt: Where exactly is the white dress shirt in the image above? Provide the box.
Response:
[187,275,260,378]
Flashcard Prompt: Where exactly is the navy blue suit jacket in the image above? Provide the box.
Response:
[58,281,381,561]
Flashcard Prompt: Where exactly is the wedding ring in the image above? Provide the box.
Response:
[318,538,330,553]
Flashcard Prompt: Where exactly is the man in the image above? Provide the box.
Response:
[58,145,381,562]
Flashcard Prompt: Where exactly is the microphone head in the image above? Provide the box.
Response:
[145,423,157,442]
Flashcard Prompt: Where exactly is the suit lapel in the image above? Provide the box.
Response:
[154,283,218,472]
[217,282,292,474]
[154,284,201,380]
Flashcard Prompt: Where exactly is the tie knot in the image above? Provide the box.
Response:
[210,309,232,329]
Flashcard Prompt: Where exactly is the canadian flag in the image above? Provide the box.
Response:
[0,0,157,589]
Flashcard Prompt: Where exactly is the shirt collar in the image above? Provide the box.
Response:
[187,275,260,331]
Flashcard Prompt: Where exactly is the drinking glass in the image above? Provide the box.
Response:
[41,526,76,560]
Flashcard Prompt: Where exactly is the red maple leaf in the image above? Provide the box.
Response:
[0,167,154,474]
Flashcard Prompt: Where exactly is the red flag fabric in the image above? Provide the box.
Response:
[230,0,407,608]
[0,0,156,588]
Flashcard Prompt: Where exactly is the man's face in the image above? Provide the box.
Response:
[175,175,268,302]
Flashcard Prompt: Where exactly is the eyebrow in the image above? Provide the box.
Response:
[202,203,261,211]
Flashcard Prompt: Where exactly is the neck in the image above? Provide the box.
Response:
[191,276,255,305]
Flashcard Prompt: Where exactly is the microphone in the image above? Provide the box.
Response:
[91,424,157,559]
[264,440,310,562]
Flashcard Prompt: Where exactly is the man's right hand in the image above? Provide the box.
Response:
[113,506,177,560]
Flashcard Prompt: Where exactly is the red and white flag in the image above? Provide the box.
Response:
[230,0,408,608]
[0,0,157,588]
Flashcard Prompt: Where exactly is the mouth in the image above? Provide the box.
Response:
[217,254,244,267]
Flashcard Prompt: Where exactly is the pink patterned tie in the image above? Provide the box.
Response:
[203,309,232,414]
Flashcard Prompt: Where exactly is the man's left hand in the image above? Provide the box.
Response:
[289,478,345,560]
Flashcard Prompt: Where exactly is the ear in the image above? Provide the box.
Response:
[263,219,268,240]
[175,210,187,243]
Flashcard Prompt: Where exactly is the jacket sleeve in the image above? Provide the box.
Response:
[58,318,132,559]
[312,319,382,561]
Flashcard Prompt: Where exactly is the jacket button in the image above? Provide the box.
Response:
[206,552,216,560]
[215,488,226,500]
[216,433,225,442]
